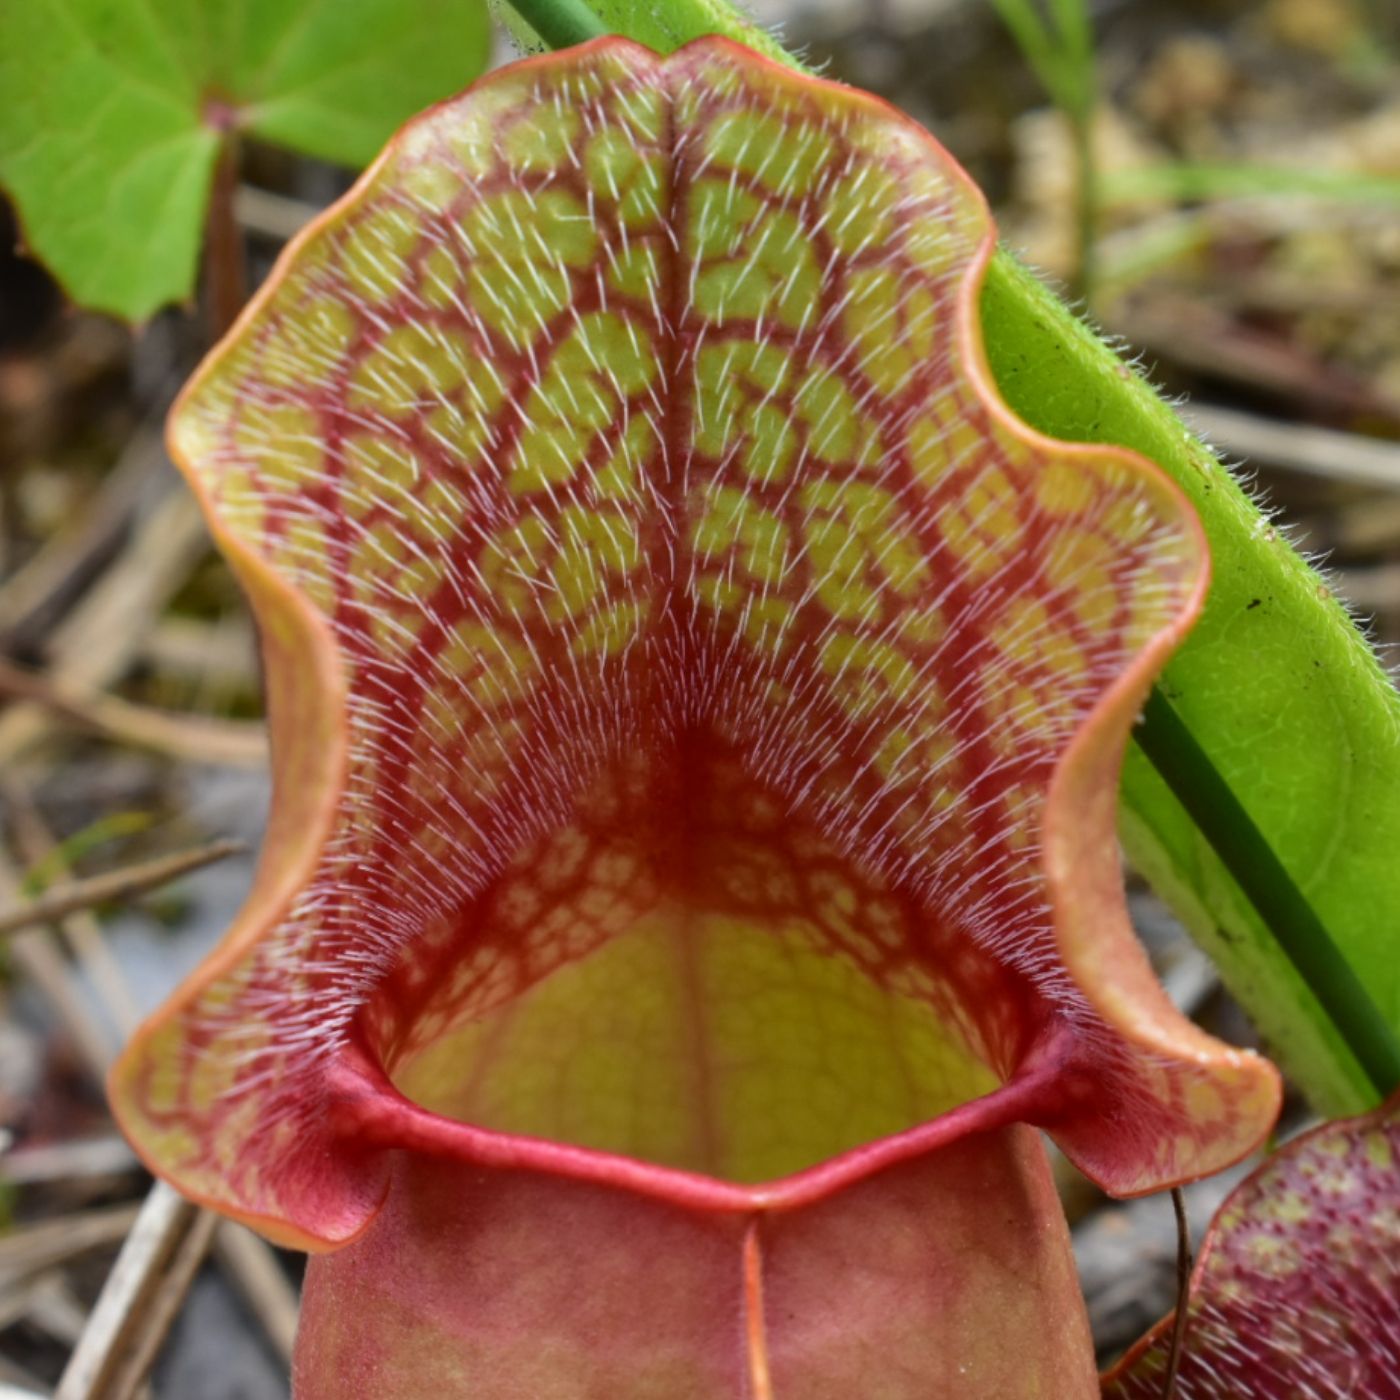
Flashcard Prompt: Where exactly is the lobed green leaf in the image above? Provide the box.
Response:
[0,0,492,321]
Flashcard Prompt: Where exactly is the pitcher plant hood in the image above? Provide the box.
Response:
[109,33,1280,1394]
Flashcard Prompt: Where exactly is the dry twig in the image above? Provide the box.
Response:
[232,185,317,243]
[213,1224,299,1364]
[0,1205,142,1285]
[0,1136,138,1188]
[0,658,266,768]
[0,490,209,765]
[53,1182,213,1400]
[0,838,246,940]
[0,793,298,1382]
[1186,402,1400,489]
[0,425,167,648]
[0,846,120,1080]
[0,1377,52,1399]
[3,792,144,1037]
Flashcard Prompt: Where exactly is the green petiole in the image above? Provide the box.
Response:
[499,0,607,49]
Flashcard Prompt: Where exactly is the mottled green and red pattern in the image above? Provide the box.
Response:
[110,35,1279,1395]
[1104,1094,1400,1399]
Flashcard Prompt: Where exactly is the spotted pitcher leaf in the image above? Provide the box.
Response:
[1103,1094,1400,1400]
[0,0,490,320]
[109,37,1279,1394]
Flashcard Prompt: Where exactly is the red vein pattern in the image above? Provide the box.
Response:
[1103,1094,1400,1399]
[112,38,1277,1251]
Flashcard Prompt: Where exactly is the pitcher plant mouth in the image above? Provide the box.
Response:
[329,1011,1074,1215]
[110,34,1279,1254]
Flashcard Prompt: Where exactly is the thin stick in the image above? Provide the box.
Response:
[104,1206,218,1400]
[0,1204,142,1283]
[54,1182,210,1400]
[0,422,166,646]
[0,847,119,1080]
[0,657,266,768]
[139,615,257,690]
[0,1378,52,1399]
[4,789,145,1035]
[0,838,245,939]
[0,490,209,765]
[23,1273,88,1347]
[233,185,317,243]
[0,1136,138,1187]
[0,796,298,1378]
[1185,401,1400,489]
[1163,1187,1192,1400]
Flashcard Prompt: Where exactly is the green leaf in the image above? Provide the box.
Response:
[0,0,491,321]
[988,0,1092,118]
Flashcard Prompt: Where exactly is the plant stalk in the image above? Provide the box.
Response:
[1068,104,1098,305]
[1136,690,1400,1098]
[1163,1187,1192,1400]
[203,136,247,341]
[500,0,607,49]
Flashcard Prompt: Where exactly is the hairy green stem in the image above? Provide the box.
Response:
[1137,691,1400,1097]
